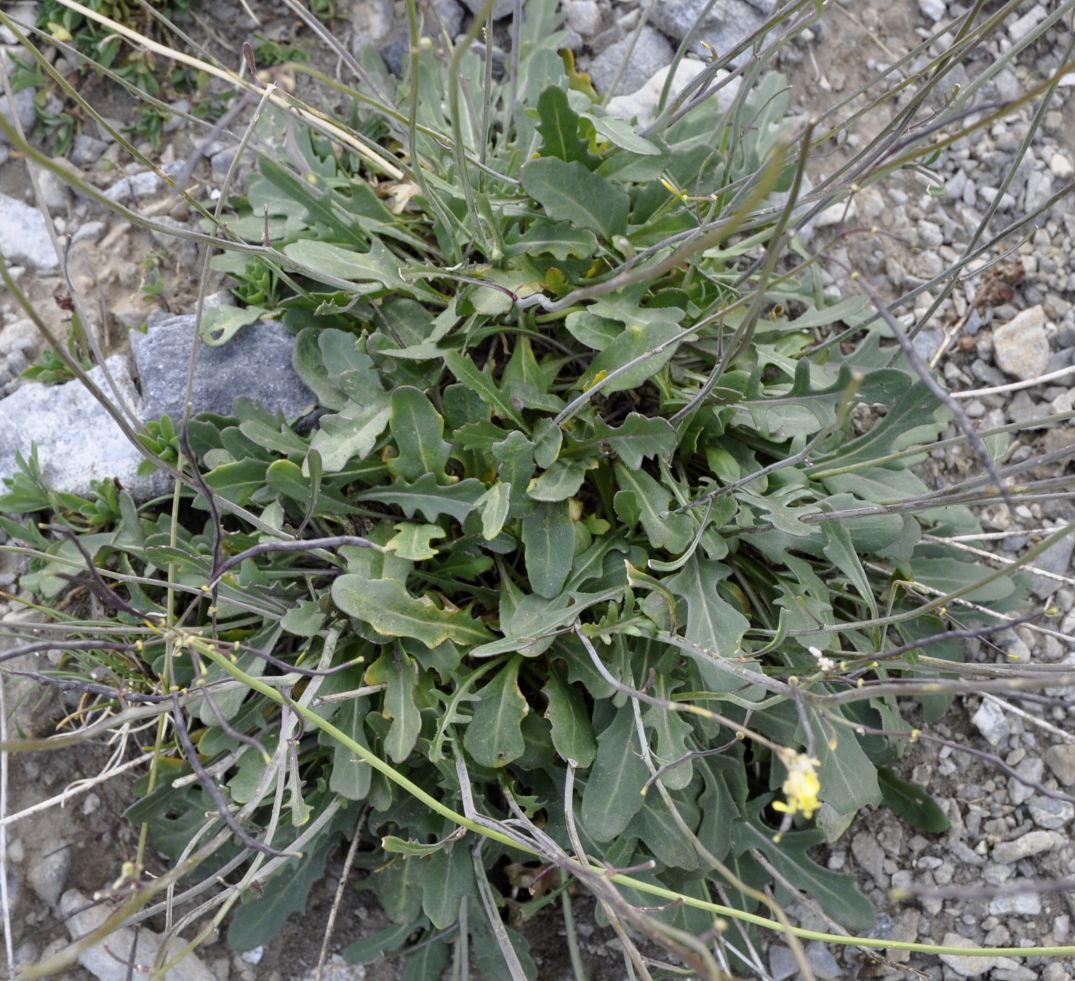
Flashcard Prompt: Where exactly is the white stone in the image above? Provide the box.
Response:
[563,0,601,36]
[59,889,216,981]
[1049,152,1074,179]
[918,0,946,22]
[0,192,58,271]
[971,698,1008,746]
[992,305,1050,380]
[0,355,157,499]
[992,829,1065,865]
[988,890,1042,916]
[607,58,741,125]
[1007,4,1047,43]
[939,932,1020,978]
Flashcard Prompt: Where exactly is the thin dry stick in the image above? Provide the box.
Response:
[982,693,1075,746]
[949,363,1075,399]
[314,809,367,981]
[0,752,154,829]
[170,694,295,859]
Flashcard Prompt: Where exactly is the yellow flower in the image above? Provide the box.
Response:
[772,751,821,820]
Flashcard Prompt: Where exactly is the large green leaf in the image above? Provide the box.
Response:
[613,464,693,553]
[733,816,876,932]
[421,844,474,930]
[385,522,446,561]
[444,351,527,428]
[503,218,598,260]
[326,698,372,800]
[535,85,597,165]
[310,398,391,472]
[543,673,597,767]
[333,576,493,649]
[807,709,882,816]
[665,557,748,658]
[227,836,336,951]
[365,651,422,762]
[464,656,529,767]
[568,413,677,469]
[354,474,485,523]
[202,459,269,506]
[878,766,950,833]
[582,315,684,394]
[388,387,452,481]
[527,459,588,502]
[520,157,629,238]
[521,500,576,598]
[822,382,946,470]
[283,237,410,293]
[580,705,648,841]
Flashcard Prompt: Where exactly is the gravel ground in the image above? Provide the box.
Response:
[0,1,1073,979]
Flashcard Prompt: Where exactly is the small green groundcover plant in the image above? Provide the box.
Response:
[2,0,1069,977]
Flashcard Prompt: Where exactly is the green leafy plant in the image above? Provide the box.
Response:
[1,0,1072,978]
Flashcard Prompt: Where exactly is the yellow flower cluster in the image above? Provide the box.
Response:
[772,751,821,820]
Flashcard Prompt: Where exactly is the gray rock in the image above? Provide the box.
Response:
[1024,170,1054,214]
[993,305,1050,380]
[130,315,315,423]
[917,218,944,248]
[34,162,73,214]
[1008,756,1044,806]
[562,0,601,37]
[1008,4,1048,43]
[991,829,1065,864]
[651,0,768,68]
[606,58,741,125]
[102,163,184,205]
[806,940,843,978]
[1044,744,1075,786]
[0,354,159,499]
[70,134,110,168]
[971,698,1008,747]
[0,85,36,145]
[768,945,797,981]
[350,0,396,51]
[918,0,947,21]
[1031,534,1075,599]
[911,328,944,361]
[459,0,515,18]
[851,830,887,886]
[72,220,107,245]
[59,888,216,981]
[587,26,676,97]
[0,319,37,357]
[0,192,58,271]
[939,932,1019,978]
[430,0,464,37]
[27,843,71,905]
[1028,795,1075,830]
[988,889,1042,916]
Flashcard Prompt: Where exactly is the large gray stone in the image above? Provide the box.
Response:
[59,889,216,981]
[0,85,36,144]
[991,829,1065,864]
[587,25,676,98]
[650,0,768,67]
[129,315,315,422]
[606,58,742,124]
[0,192,58,271]
[993,305,1050,380]
[0,355,154,499]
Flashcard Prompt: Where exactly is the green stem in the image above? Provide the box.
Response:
[189,635,1075,959]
